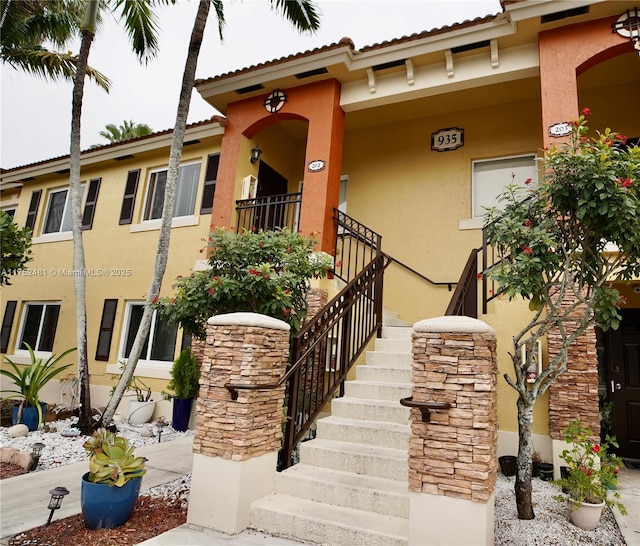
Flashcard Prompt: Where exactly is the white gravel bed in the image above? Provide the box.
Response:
[0,417,194,471]
[494,473,625,546]
[1,420,626,544]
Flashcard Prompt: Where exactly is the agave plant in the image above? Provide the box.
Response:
[1,344,75,427]
[83,428,146,487]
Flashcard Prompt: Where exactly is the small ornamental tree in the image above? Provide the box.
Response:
[484,111,640,520]
[153,228,333,337]
[0,210,32,286]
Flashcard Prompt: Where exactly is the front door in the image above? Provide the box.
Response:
[256,162,288,230]
[607,309,640,458]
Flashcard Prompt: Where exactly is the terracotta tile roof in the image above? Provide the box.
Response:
[2,116,226,174]
[195,12,500,87]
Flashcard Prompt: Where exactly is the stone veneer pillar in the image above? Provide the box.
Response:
[547,295,600,477]
[187,312,290,534]
[409,316,498,546]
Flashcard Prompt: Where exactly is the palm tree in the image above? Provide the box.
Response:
[0,0,109,90]
[100,0,321,426]
[99,120,153,143]
[69,0,169,432]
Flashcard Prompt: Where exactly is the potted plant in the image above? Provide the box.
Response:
[110,363,154,424]
[163,348,200,431]
[80,428,146,529]
[553,420,627,531]
[1,344,75,431]
[532,450,542,478]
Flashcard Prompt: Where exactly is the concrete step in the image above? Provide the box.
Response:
[344,380,413,401]
[274,464,409,518]
[251,495,409,546]
[366,350,412,366]
[374,336,412,353]
[381,326,413,339]
[316,415,410,449]
[299,438,407,481]
[356,364,412,384]
[331,396,410,424]
[383,315,413,328]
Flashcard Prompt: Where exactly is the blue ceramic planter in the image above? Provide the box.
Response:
[81,473,142,529]
[12,403,47,431]
[171,398,193,432]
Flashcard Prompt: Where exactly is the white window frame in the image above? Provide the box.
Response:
[16,302,61,356]
[471,154,538,219]
[118,302,178,368]
[42,185,85,235]
[142,161,202,222]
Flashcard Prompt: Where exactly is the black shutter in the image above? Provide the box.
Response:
[119,170,140,225]
[200,154,220,214]
[81,178,101,230]
[25,190,42,231]
[0,301,17,353]
[95,299,118,361]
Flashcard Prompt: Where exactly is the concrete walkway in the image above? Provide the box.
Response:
[1,436,638,545]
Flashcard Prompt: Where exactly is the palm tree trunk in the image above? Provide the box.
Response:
[100,0,212,426]
[515,396,535,519]
[69,0,99,433]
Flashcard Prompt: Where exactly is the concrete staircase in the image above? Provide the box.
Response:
[250,323,413,546]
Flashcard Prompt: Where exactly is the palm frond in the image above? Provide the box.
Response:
[113,0,161,64]
[270,0,321,34]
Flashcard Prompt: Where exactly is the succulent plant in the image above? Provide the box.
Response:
[83,428,146,487]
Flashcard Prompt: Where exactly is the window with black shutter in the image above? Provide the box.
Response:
[25,190,42,231]
[1,301,17,353]
[200,154,220,214]
[95,299,118,361]
[81,178,101,230]
[119,170,140,225]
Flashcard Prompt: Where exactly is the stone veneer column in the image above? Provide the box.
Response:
[409,316,497,546]
[187,312,290,534]
[547,294,599,477]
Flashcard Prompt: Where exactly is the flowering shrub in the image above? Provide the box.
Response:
[483,110,640,519]
[153,228,333,337]
[554,420,626,514]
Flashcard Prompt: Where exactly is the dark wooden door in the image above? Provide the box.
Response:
[607,309,640,458]
[255,162,288,230]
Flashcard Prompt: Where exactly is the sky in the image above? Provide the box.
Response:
[0,0,501,170]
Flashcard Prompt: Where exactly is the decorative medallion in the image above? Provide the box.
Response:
[612,8,640,53]
[308,160,325,172]
[431,127,464,152]
[264,89,287,114]
[548,122,572,138]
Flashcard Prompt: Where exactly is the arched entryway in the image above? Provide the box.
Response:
[211,79,345,253]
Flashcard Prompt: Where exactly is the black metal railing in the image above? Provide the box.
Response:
[282,254,389,467]
[333,210,382,283]
[236,192,301,233]
[445,221,508,318]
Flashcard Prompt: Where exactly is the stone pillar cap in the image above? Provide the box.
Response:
[413,315,495,335]
[207,312,291,331]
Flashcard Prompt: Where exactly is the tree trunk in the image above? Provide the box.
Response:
[69,0,99,433]
[515,396,535,519]
[100,0,211,426]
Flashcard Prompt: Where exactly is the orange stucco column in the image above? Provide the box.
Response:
[210,79,345,254]
[539,15,632,148]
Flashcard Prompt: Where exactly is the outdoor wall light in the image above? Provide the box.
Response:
[612,8,640,55]
[46,486,69,525]
[250,145,262,164]
[31,442,45,469]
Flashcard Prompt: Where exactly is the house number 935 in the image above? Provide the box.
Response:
[431,127,464,152]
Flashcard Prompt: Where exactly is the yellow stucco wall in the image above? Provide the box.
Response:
[1,136,221,398]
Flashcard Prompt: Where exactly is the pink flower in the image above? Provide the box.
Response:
[592,444,601,454]
[476,273,483,280]
[616,134,628,145]
[524,219,533,228]
[522,246,533,256]
[208,288,216,295]
[151,297,159,305]
[581,107,591,117]
[524,178,533,185]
